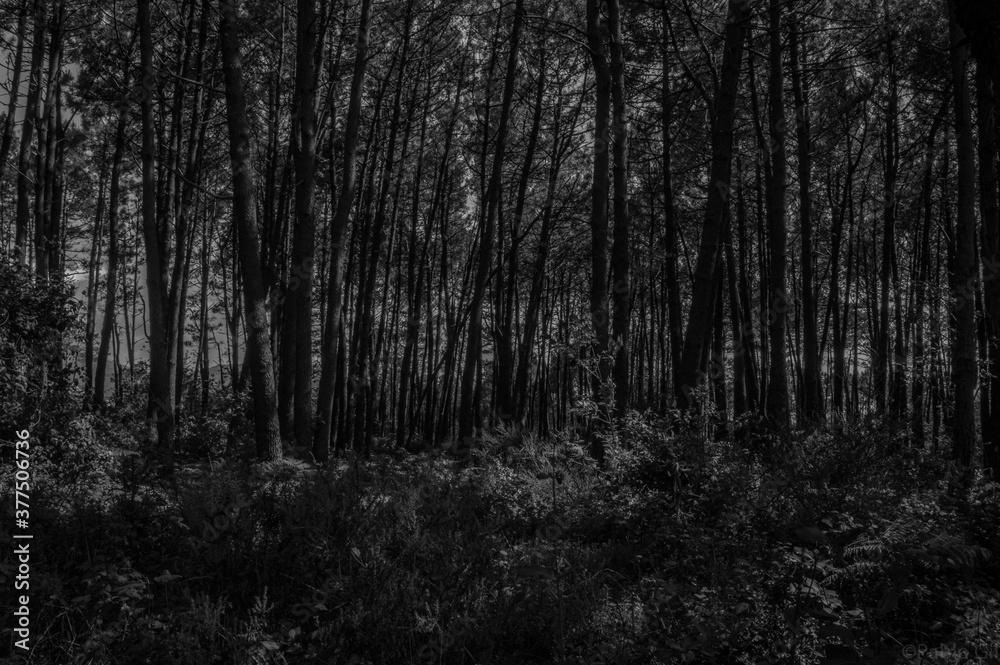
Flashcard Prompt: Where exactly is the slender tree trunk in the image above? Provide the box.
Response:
[156,6,195,411]
[764,0,789,426]
[0,1,28,185]
[725,211,747,416]
[14,0,45,264]
[137,0,174,452]
[883,29,906,418]
[607,0,630,419]
[261,1,287,305]
[789,20,821,423]
[286,0,321,450]
[164,0,213,418]
[941,137,956,435]
[352,9,414,456]
[676,0,750,411]
[979,63,1000,477]
[218,0,282,460]
[124,227,136,378]
[515,82,571,422]
[398,61,461,448]
[85,137,109,405]
[584,0,612,463]
[175,213,196,412]
[496,48,544,424]
[33,0,63,280]
[912,117,937,445]
[830,121,865,417]
[199,217,213,413]
[662,11,683,411]
[948,0,977,492]
[456,0,524,454]
[220,246,235,390]
[314,0,372,462]
[736,163,760,411]
[711,254,727,426]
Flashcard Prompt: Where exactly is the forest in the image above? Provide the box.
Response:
[3,0,1000,661]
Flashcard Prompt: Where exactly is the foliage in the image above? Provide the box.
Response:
[8,409,1000,665]
[0,257,81,440]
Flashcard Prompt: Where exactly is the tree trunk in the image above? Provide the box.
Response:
[397,58,462,448]
[137,0,174,452]
[33,0,63,280]
[497,47,544,425]
[218,0,283,460]
[584,0,612,464]
[764,0,789,426]
[85,136,109,405]
[515,77,573,423]
[352,8,414,456]
[736,162,760,411]
[883,28,906,418]
[676,0,750,412]
[711,254,727,426]
[314,0,372,462]
[607,0,630,420]
[14,0,46,264]
[725,210,748,416]
[948,0,977,492]
[662,9,683,412]
[789,20,821,423]
[0,1,28,186]
[456,0,524,455]
[174,213,196,412]
[286,0,321,451]
[979,62,1000,477]
[830,119,865,416]
[912,108,939,445]
[199,217,213,413]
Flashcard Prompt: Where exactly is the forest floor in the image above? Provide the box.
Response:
[5,412,1000,664]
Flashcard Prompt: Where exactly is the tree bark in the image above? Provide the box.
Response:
[789,20,821,423]
[0,1,28,186]
[456,0,524,455]
[948,0,977,492]
[218,0,283,460]
[314,0,373,462]
[736,160,760,411]
[676,0,750,412]
[584,0,612,464]
[14,0,46,264]
[978,62,1000,477]
[662,8,683,412]
[763,0,789,426]
[85,135,109,405]
[199,216,213,413]
[287,0,321,451]
[352,7,414,456]
[607,0,630,420]
[137,0,174,452]
[725,209,748,416]
[33,0,63,280]
[496,47,544,424]
[515,76,572,423]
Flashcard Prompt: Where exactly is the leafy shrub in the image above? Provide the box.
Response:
[14,395,1000,665]
[0,257,81,441]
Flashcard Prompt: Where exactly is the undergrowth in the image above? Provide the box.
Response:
[2,409,1000,664]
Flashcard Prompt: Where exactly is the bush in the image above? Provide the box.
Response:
[11,392,1000,664]
[0,257,81,441]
